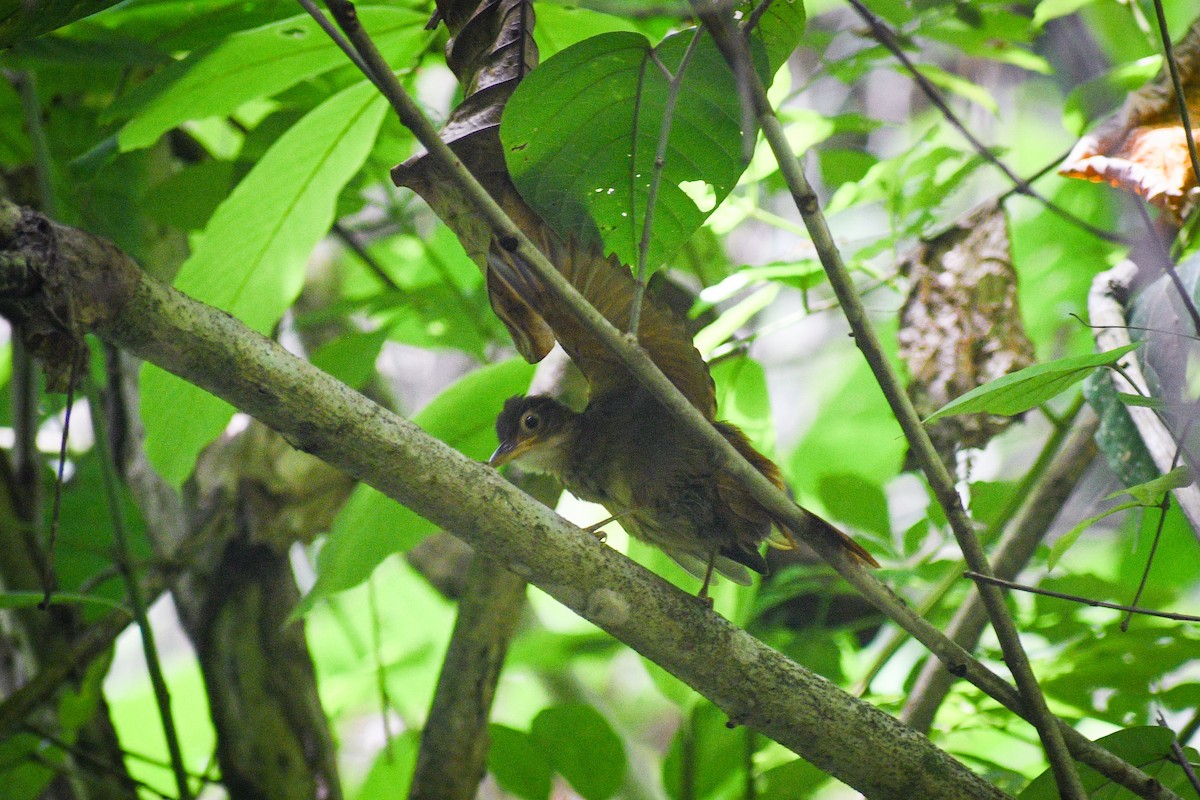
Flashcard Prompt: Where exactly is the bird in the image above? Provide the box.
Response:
[485,232,879,599]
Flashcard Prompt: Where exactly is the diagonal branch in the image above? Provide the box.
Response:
[0,199,1008,800]
[296,5,1178,796]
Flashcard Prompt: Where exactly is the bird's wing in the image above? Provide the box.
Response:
[488,231,716,419]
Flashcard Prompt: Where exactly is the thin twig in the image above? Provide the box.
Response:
[86,374,193,800]
[368,575,397,751]
[1148,1,1200,204]
[41,354,79,609]
[695,6,1087,798]
[860,395,1086,698]
[963,572,1200,623]
[1122,492,1171,631]
[630,28,704,336]
[1156,711,1200,797]
[297,0,381,87]
[299,8,1178,796]
[843,0,1129,247]
[331,221,400,291]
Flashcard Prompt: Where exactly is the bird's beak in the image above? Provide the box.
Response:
[488,439,527,468]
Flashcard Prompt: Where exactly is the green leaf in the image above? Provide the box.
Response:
[1047,500,1140,569]
[502,29,769,270]
[531,704,626,800]
[294,358,536,614]
[923,344,1140,424]
[694,284,779,356]
[759,757,830,799]
[818,473,890,539]
[662,702,745,800]
[353,732,420,800]
[310,329,389,389]
[108,7,425,150]
[141,80,388,484]
[909,63,998,114]
[1018,727,1182,799]
[1032,0,1098,28]
[1108,466,1192,506]
[488,725,552,800]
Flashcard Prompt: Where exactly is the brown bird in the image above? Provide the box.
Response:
[486,234,878,599]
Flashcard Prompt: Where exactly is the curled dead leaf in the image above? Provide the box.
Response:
[1060,20,1200,223]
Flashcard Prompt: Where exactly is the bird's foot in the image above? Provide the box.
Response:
[695,592,715,609]
[583,518,611,543]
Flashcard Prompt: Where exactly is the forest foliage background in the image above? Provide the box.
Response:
[0,0,1197,799]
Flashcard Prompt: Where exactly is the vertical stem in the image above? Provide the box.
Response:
[692,7,1086,798]
[86,374,194,800]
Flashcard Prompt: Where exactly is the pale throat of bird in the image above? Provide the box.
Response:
[511,429,576,476]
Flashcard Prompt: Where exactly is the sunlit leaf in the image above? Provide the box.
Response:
[1047,499,1140,569]
[1107,466,1192,506]
[923,343,1140,423]
[108,7,425,150]
[142,80,388,484]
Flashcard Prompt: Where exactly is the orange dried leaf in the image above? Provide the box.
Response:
[1060,20,1200,223]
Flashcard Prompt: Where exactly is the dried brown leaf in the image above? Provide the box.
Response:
[1060,19,1200,223]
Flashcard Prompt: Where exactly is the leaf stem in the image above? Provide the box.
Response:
[630,28,704,337]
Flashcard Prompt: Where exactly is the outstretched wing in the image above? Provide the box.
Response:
[488,231,716,419]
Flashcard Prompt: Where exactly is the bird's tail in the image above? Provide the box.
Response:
[773,510,880,568]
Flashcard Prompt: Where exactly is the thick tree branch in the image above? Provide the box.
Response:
[0,199,1007,800]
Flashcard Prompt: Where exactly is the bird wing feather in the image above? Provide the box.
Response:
[487,232,716,419]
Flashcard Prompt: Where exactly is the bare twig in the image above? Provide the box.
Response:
[1148,1,1200,202]
[86,375,193,800]
[1156,711,1200,797]
[860,395,1084,699]
[694,6,1087,797]
[843,0,1129,247]
[900,405,1097,732]
[1122,491,1172,631]
[964,572,1200,624]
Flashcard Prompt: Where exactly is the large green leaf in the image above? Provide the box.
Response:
[488,725,553,800]
[142,80,388,484]
[501,28,769,270]
[106,6,425,151]
[294,357,536,614]
[923,343,1140,423]
[531,704,626,800]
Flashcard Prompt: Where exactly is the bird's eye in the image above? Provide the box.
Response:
[522,413,540,431]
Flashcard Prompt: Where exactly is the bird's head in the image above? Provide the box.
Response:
[488,395,578,474]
